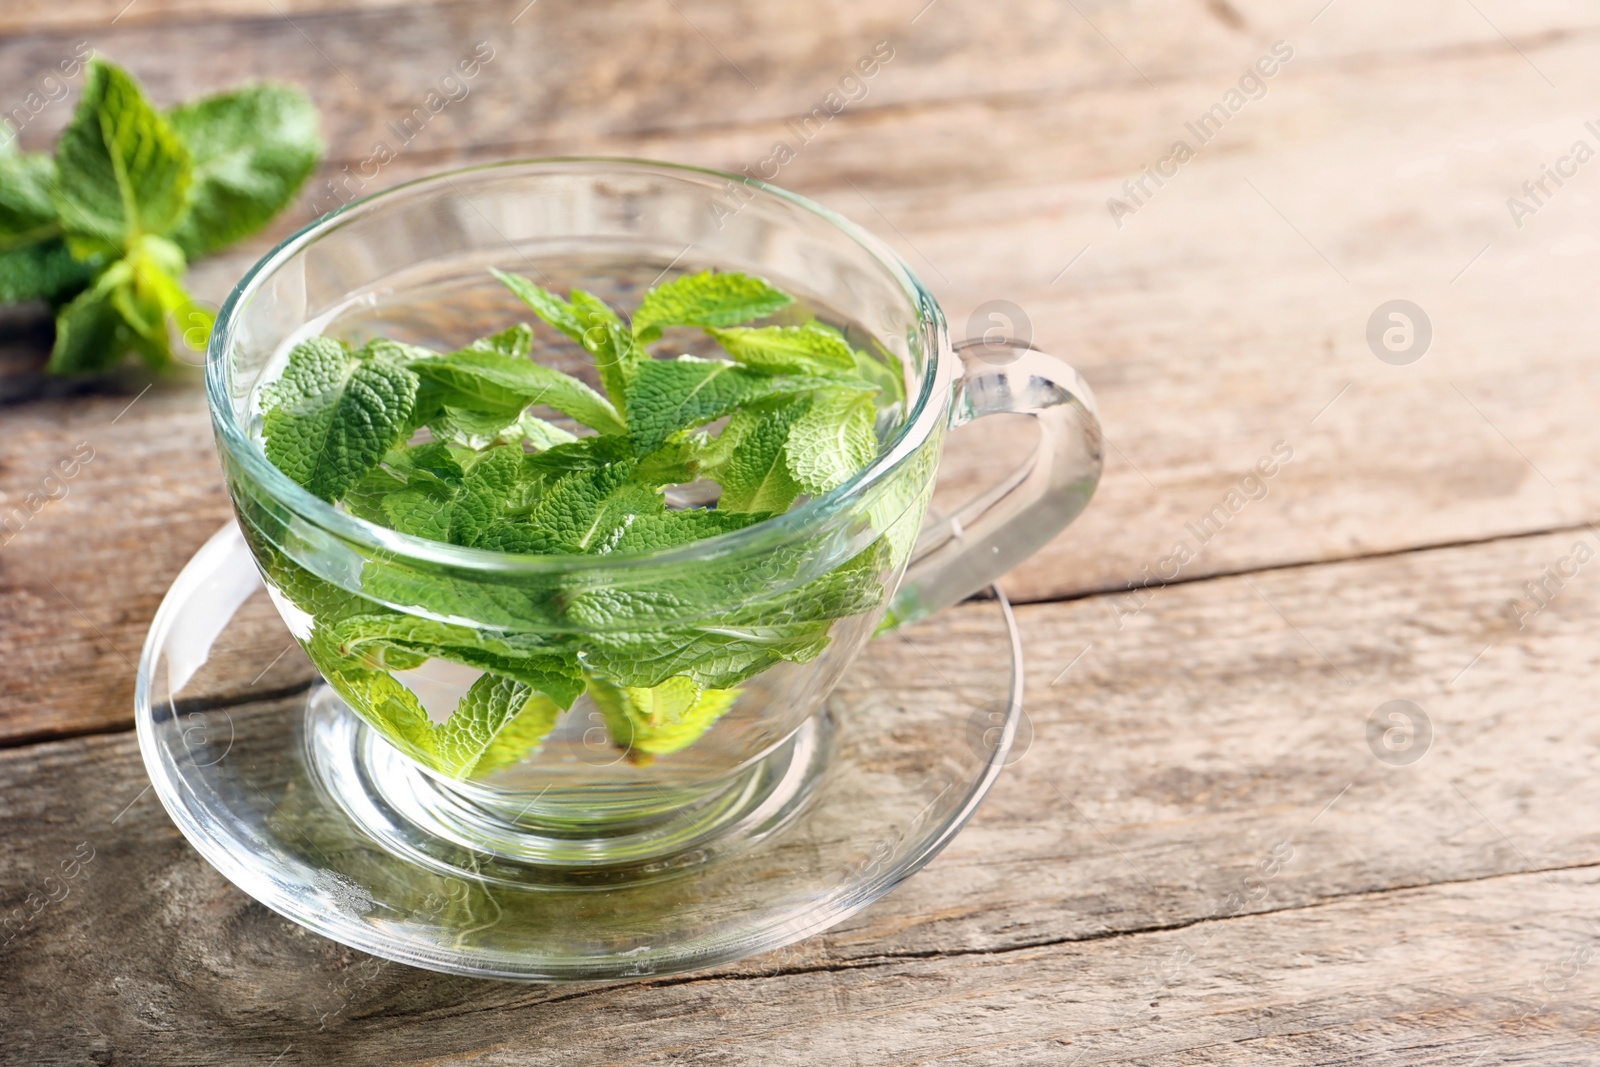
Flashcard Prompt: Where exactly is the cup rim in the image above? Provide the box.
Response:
[206,156,951,574]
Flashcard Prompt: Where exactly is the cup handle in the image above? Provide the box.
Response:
[885,337,1104,626]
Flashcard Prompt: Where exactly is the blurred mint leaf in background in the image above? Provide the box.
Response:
[0,58,323,375]
[166,84,323,260]
[51,60,193,256]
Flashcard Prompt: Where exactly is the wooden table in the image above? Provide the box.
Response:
[6,0,1600,1061]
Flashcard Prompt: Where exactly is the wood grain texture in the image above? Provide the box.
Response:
[4,531,1600,1062]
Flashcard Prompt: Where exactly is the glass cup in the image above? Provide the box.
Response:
[207,158,1101,868]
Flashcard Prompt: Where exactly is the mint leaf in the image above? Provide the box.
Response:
[435,673,562,778]
[165,83,322,260]
[624,355,868,454]
[706,323,855,374]
[492,268,588,344]
[491,270,642,410]
[569,289,641,409]
[46,238,195,373]
[462,321,533,359]
[329,612,584,708]
[52,60,191,256]
[411,342,625,434]
[632,270,792,342]
[248,536,381,629]
[320,662,440,758]
[786,387,879,495]
[480,461,660,554]
[108,234,191,370]
[0,151,63,250]
[520,433,635,482]
[47,268,125,374]
[578,540,889,690]
[609,507,766,553]
[0,150,95,305]
[868,442,938,571]
[342,451,410,526]
[583,623,831,691]
[431,406,577,451]
[716,400,810,513]
[853,342,907,406]
[588,676,739,760]
[0,240,95,305]
[381,443,525,547]
[260,337,420,502]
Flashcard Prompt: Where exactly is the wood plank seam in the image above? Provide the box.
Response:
[1035,519,1600,607]
[613,859,1600,988]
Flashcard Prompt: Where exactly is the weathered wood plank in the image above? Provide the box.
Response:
[3,531,1600,1062]
[0,0,1190,166]
[0,384,233,743]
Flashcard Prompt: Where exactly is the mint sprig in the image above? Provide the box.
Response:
[0,59,322,374]
[257,268,914,776]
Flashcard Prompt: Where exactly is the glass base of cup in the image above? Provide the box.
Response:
[306,687,831,876]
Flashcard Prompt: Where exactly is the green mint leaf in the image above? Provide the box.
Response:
[480,461,660,555]
[0,151,63,250]
[520,433,636,481]
[785,387,879,495]
[46,241,192,374]
[107,234,190,370]
[361,336,439,364]
[608,507,767,554]
[52,60,192,255]
[462,321,533,359]
[260,336,420,502]
[716,400,811,513]
[490,271,642,410]
[342,451,410,526]
[165,83,322,260]
[319,661,440,759]
[588,676,739,761]
[569,289,641,410]
[724,538,888,627]
[0,149,96,305]
[431,406,577,451]
[868,441,938,572]
[705,323,855,375]
[329,612,584,708]
[435,673,562,778]
[410,343,625,435]
[853,342,907,406]
[248,537,381,629]
[583,623,831,691]
[632,270,792,342]
[624,356,867,455]
[632,432,720,486]
[46,267,125,374]
[382,443,525,547]
[492,268,588,344]
[0,240,96,305]
[580,539,888,690]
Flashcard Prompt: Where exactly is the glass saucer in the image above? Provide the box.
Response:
[135,523,1023,981]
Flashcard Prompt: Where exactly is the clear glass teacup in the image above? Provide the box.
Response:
[207,159,1101,867]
